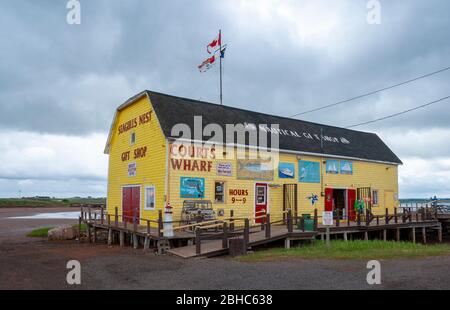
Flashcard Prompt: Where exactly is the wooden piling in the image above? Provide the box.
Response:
[119,231,124,247]
[313,209,318,231]
[143,236,150,252]
[438,226,443,243]
[222,222,228,249]
[87,224,91,243]
[422,227,427,244]
[383,229,387,241]
[195,228,201,255]
[287,209,293,233]
[244,218,250,245]
[343,232,348,241]
[396,228,400,241]
[364,231,368,241]
[107,229,112,247]
[78,216,82,242]
[412,227,416,244]
[133,234,138,249]
[285,238,291,249]
[230,210,234,231]
[265,214,271,238]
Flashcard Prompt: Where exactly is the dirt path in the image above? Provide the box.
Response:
[1,207,450,290]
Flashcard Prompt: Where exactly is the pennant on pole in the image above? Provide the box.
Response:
[198,54,217,72]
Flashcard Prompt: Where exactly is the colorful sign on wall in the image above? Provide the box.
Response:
[217,162,233,176]
[237,159,274,181]
[278,162,295,179]
[298,161,320,183]
[229,189,249,204]
[180,177,205,198]
[128,162,136,177]
[340,160,353,175]
[326,160,339,174]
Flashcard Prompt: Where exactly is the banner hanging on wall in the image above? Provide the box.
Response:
[180,177,205,198]
[278,162,295,179]
[326,160,339,174]
[237,159,274,181]
[298,161,320,183]
[340,160,353,174]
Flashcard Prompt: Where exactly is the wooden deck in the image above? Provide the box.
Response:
[167,225,316,258]
[79,205,445,258]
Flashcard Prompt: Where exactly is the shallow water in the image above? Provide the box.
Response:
[9,212,80,220]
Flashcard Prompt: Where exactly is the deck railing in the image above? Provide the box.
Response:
[80,204,439,254]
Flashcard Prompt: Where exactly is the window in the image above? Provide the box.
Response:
[215,181,225,203]
[130,132,136,145]
[256,186,266,204]
[372,190,379,206]
[144,186,155,210]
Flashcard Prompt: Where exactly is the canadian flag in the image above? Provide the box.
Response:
[198,54,217,72]
[206,32,221,54]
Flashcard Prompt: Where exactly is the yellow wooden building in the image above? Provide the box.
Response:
[104,91,402,225]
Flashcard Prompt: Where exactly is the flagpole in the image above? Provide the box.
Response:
[219,29,223,105]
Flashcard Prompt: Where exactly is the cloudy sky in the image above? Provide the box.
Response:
[1,0,449,198]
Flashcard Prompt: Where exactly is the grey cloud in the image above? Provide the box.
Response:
[1,0,450,197]
[2,0,449,135]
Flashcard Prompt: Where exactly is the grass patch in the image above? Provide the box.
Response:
[26,224,85,238]
[75,223,87,232]
[237,240,450,262]
[26,227,54,238]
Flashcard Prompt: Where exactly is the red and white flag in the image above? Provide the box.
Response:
[198,54,217,72]
[206,32,221,54]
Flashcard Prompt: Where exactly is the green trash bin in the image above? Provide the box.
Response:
[297,214,314,231]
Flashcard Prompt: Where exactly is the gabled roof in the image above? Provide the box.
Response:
[105,90,402,165]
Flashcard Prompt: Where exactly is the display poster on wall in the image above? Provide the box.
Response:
[298,161,320,183]
[180,177,205,198]
[217,162,233,176]
[340,160,353,175]
[278,162,295,179]
[237,159,274,181]
[322,211,333,226]
[326,160,339,174]
[128,162,137,177]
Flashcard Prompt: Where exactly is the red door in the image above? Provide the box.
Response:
[255,183,268,224]
[122,186,140,223]
[347,189,356,221]
[324,188,333,212]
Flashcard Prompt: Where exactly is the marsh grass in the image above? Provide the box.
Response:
[26,227,54,238]
[237,240,450,261]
